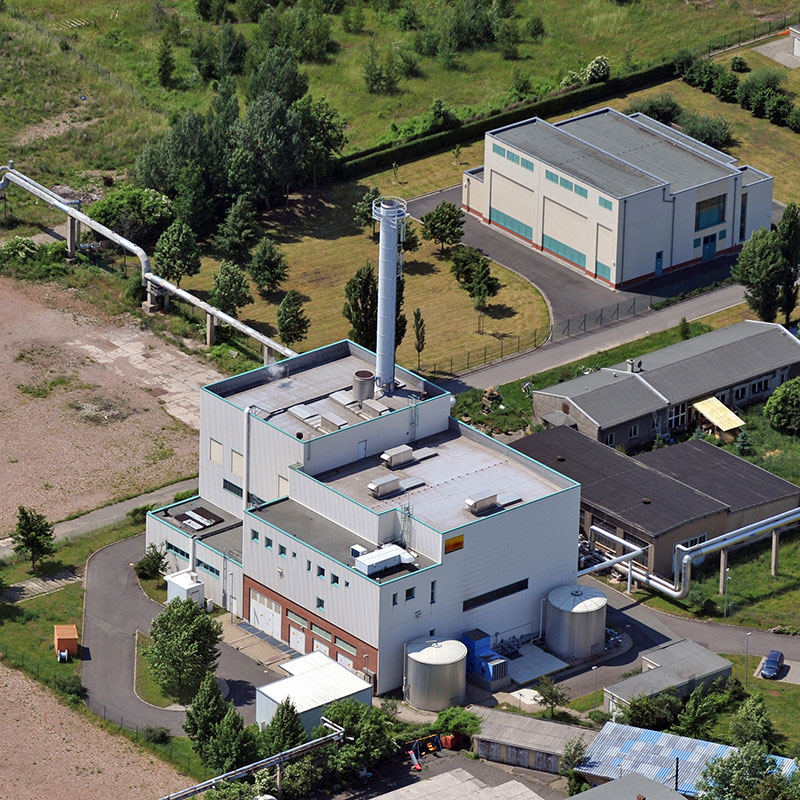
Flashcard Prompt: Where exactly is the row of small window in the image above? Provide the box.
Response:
[251,529,350,587]
[223,480,263,506]
[544,169,612,207]
[165,541,221,577]
[693,230,727,248]
[392,580,436,606]
[285,609,357,653]
[491,142,534,172]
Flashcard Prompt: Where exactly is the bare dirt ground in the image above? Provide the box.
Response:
[12,110,97,147]
[0,662,187,799]
[0,277,220,534]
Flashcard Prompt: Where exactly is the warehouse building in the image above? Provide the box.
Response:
[512,426,800,577]
[147,341,580,694]
[462,108,772,287]
[531,321,800,449]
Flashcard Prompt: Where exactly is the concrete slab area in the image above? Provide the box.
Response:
[754,36,800,69]
[754,656,800,684]
[505,642,569,686]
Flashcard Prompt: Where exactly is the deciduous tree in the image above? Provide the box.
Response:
[204,706,259,773]
[145,597,223,704]
[731,228,784,322]
[260,698,307,756]
[421,201,464,253]
[729,694,776,748]
[12,506,55,570]
[621,689,682,731]
[248,236,288,294]
[154,220,201,287]
[765,376,800,434]
[777,202,800,325]
[247,46,308,104]
[184,671,229,758]
[209,260,253,319]
[535,675,570,719]
[413,307,426,369]
[277,289,310,346]
[671,685,721,740]
[353,187,381,236]
[215,197,262,265]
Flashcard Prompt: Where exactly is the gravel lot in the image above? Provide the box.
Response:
[0,278,201,533]
[0,662,187,799]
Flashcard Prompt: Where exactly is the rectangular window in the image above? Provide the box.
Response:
[463,579,528,612]
[719,229,727,241]
[695,194,726,231]
[166,541,189,560]
[405,587,415,601]
[317,566,326,579]
[250,529,259,542]
[521,157,534,172]
[445,534,464,554]
[693,237,702,248]
[209,438,223,465]
[223,479,243,497]
[751,377,769,394]
[628,423,639,440]
[196,559,220,577]
[265,536,273,549]
[311,623,332,641]
[546,169,559,183]
[492,142,506,157]
[559,176,573,191]
[287,610,308,628]
[392,593,398,606]
[599,196,613,211]
[668,402,687,429]
[734,385,747,401]
[231,449,244,477]
[279,544,287,558]
[306,560,312,572]
[335,636,357,655]
[506,150,520,165]
[331,573,340,587]
[574,184,588,198]
[430,581,437,604]
[739,193,748,241]
[316,597,325,611]
[604,432,616,446]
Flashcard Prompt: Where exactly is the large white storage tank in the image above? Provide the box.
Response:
[404,639,467,711]
[545,584,607,660]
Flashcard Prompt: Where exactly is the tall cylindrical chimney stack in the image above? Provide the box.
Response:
[372,196,407,392]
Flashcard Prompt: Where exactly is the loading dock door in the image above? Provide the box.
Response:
[289,625,306,653]
[543,198,588,269]
[250,590,281,639]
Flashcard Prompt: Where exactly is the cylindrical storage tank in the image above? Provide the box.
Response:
[545,584,607,661]
[405,639,467,711]
[353,369,375,403]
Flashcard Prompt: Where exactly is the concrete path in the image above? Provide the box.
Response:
[3,569,82,603]
[436,283,745,392]
[81,534,279,734]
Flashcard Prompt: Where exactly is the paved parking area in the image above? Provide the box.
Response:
[754,656,800,685]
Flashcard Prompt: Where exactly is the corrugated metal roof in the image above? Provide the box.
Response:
[557,110,737,193]
[469,705,598,754]
[375,767,545,800]
[580,722,796,795]
[580,772,685,800]
[493,118,662,198]
[692,397,744,432]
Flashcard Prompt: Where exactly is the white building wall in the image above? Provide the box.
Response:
[618,188,673,284]
[741,176,773,240]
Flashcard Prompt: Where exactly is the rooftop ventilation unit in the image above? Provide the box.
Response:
[464,490,498,515]
[381,444,415,469]
[354,544,415,576]
[288,404,315,422]
[368,475,401,498]
[350,544,368,559]
[320,412,347,432]
[362,398,390,418]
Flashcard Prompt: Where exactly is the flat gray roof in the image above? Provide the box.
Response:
[252,497,435,581]
[627,113,738,164]
[207,341,444,440]
[740,165,771,186]
[317,422,575,533]
[375,768,545,800]
[580,773,685,800]
[493,118,662,198]
[470,705,598,755]
[557,109,737,193]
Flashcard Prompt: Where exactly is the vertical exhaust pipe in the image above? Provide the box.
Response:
[372,196,407,393]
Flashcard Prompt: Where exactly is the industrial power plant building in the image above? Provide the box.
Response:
[462,108,772,287]
[146,341,580,694]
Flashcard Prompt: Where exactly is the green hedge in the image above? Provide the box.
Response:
[336,61,677,179]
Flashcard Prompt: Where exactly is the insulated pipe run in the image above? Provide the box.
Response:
[614,505,800,600]
[578,525,645,594]
[242,405,253,521]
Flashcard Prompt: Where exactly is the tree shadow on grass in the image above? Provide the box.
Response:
[33,559,71,579]
[240,318,278,338]
[402,258,438,276]
[483,303,517,320]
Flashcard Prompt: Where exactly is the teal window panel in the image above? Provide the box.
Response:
[546,170,559,183]
[695,194,726,231]
[719,229,727,240]
[521,157,534,172]
[574,184,588,198]
[599,196,613,211]
[693,237,701,248]
[559,177,573,191]
[492,142,506,157]
[542,233,586,269]
[596,261,612,280]
[489,207,532,240]
[506,150,520,165]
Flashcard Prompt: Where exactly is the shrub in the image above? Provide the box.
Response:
[764,377,800,433]
[397,5,420,31]
[750,87,776,119]
[766,93,793,126]
[787,106,800,133]
[561,70,582,88]
[588,710,611,725]
[713,72,740,103]
[678,111,733,151]
[674,49,700,77]
[625,92,682,124]
[53,673,83,698]
[432,706,482,737]
[737,67,785,110]
[127,504,156,526]
[583,55,611,84]
[524,14,545,41]
[173,488,197,503]
[134,543,168,579]
[142,725,172,744]
[730,55,749,73]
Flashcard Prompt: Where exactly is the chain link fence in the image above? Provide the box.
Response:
[704,12,800,55]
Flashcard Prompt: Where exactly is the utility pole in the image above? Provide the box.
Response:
[745,632,752,688]
[592,665,599,709]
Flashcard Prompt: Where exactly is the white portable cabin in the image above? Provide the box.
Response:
[256,652,373,734]
[166,569,204,606]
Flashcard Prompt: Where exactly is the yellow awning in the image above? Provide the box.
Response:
[692,397,745,432]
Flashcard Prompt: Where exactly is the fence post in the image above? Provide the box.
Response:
[500,340,504,359]
[450,357,453,374]
[467,352,470,369]
[517,335,520,353]
[484,347,487,364]
[534,330,537,348]
[103,704,106,720]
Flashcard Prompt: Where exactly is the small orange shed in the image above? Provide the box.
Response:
[53,624,79,658]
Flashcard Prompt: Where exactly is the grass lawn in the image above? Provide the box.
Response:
[498,702,596,729]
[139,576,168,604]
[712,654,800,757]
[135,631,176,708]
[568,692,599,713]
[0,516,145,585]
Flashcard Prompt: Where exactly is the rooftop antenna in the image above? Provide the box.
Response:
[372,196,407,394]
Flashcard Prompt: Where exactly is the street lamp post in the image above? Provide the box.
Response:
[724,568,730,618]
[745,632,752,688]
[592,665,599,709]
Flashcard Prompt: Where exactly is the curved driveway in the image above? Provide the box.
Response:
[82,534,275,735]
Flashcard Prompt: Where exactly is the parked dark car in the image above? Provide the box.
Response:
[761,650,784,679]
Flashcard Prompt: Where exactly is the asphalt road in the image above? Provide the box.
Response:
[81,534,276,734]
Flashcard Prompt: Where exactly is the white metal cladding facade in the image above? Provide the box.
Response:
[463,108,773,288]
